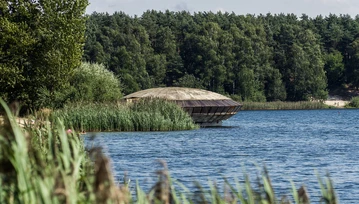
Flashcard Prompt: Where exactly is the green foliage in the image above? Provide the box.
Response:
[83,11,358,102]
[0,99,93,203]
[325,50,345,89]
[238,67,266,102]
[265,69,287,101]
[35,62,122,109]
[291,30,327,101]
[51,99,198,132]
[0,0,88,111]
[317,173,338,204]
[345,96,359,108]
[6,8,359,110]
[347,38,359,89]
[36,85,77,110]
[173,74,204,89]
[71,62,122,102]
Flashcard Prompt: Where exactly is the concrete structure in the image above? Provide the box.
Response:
[123,87,242,126]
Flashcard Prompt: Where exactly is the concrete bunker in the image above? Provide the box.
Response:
[123,87,242,126]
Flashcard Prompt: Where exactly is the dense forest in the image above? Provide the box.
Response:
[83,11,359,102]
[2,2,359,110]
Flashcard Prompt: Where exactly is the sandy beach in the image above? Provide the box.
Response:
[323,100,349,108]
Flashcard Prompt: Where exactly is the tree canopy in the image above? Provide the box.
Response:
[3,8,359,110]
[83,11,359,102]
[0,0,88,110]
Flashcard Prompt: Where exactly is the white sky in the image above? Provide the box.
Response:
[86,0,359,18]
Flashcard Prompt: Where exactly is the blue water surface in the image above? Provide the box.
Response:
[85,109,359,203]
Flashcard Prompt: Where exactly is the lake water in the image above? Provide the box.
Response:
[85,109,359,203]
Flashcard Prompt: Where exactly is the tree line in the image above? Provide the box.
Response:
[83,11,359,102]
[2,1,359,111]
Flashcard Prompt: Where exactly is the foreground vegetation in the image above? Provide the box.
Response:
[0,100,339,203]
[50,98,198,132]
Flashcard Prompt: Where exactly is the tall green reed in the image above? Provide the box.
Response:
[51,99,198,132]
[0,99,131,203]
[242,101,329,110]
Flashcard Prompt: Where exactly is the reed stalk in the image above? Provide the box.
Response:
[50,98,198,132]
[242,101,329,110]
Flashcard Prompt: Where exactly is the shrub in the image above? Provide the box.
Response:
[71,62,122,102]
[346,96,359,108]
[35,62,123,109]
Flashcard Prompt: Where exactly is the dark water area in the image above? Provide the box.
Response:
[85,109,359,203]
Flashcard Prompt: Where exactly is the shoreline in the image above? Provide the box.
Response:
[323,100,349,108]
[0,100,351,127]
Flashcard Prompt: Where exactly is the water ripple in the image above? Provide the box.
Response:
[85,109,359,203]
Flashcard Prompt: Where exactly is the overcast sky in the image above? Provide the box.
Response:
[86,0,359,18]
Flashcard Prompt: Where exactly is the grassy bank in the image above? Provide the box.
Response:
[50,98,198,132]
[241,101,330,110]
[0,100,338,203]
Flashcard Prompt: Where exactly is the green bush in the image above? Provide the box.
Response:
[36,62,123,109]
[346,96,359,108]
[71,62,122,102]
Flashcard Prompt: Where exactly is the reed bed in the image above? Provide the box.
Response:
[0,99,339,203]
[242,101,329,110]
[0,99,128,203]
[51,98,198,132]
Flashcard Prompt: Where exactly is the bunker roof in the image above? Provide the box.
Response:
[123,87,231,101]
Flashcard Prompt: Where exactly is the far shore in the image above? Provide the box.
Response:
[0,100,351,126]
[323,100,349,108]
